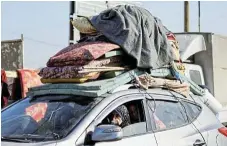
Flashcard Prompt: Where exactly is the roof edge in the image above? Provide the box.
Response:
[1,39,23,43]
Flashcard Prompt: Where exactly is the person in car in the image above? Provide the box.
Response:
[128,104,140,124]
[110,105,131,128]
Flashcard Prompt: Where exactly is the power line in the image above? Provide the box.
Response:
[23,37,66,48]
[6,31,66,48]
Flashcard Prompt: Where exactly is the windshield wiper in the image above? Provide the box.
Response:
[1,134,55,142]
[1,136,32,143]
[51,132,61,140]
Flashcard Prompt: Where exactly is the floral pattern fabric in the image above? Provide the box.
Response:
[47,42,120,67]
[40,57,123,79]
[17,69,43,98]
[25,103,48,122]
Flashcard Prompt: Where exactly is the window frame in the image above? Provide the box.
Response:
[189,69,203,85]
[180,99,202,123]
[90,93,152,138]
[146,97,200,133]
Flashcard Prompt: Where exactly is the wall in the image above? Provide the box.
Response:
[174,32,227,107]
[212,34,227,107]
[174,32,215,95]
[1,39,23,71]
[193,33,214,95]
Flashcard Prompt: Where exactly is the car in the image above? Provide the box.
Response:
[217,108,227,127]
[1,85,227,146]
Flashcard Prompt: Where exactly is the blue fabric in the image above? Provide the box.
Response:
[91,5,174,69]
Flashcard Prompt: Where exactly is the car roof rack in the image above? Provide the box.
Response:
[27,66,205,98]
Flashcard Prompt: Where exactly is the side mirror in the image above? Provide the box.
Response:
[92,124,123,142]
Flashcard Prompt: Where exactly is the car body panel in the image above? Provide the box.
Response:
[1,88,226,146]
[217,108,227,127]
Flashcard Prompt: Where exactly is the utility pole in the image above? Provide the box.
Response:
[69,1,75,45]
[198,1,201,32]
[184,1,189,32]
[106,1,109,9]
[21,34,24,69]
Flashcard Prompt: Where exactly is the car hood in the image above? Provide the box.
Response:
[1,141,56,146]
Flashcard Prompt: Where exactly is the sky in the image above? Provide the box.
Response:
[1,1,227,69]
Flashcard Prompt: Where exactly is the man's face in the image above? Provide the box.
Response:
[129,105,138,119]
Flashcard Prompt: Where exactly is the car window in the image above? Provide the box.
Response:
[189,70,202,85]
[222,122,227,127]
[147,100,188,131]
[181,101,201,121]
[1,95,101,142]
[100,100,147,137]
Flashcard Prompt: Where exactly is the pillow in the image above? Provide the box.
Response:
[71,16,97,34]
[47,42,120,67]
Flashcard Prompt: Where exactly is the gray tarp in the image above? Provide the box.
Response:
[90,5,174,69]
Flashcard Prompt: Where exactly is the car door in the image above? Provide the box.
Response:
[83,93,158,146]
[145,92,206,146]
[192,97,222,146]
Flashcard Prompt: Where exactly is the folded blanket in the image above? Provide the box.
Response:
[17,69,43,98]
[136,74,190,97]
[47,42,120,67]
[40,57,123,79]
[41,72,100,83]
[41,78,90,83]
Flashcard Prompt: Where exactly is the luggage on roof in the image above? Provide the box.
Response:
[29,66,205,98]
[34,5,202,99]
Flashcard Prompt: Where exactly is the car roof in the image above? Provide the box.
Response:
[102,88,194,103]
[28,83,197,105]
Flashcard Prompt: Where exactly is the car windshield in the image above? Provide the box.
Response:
[1,95,102,142]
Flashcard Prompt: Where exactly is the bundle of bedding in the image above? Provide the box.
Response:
[71,5,185,72]
[39,5,186,84]
[40,56,124,78]
[39,41,130,83]
[46,42,120,67]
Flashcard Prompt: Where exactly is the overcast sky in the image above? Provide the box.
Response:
[1,1,227,68]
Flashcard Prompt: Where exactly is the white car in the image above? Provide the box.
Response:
[1,85,227,146]
[217,108,227,127]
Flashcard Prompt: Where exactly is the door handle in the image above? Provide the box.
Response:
[193,139,206,146]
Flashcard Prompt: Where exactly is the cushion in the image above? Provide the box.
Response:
[71,16,97,34]
[47,42,120,67]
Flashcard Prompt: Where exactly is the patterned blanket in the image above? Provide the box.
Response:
[40,56,123,79]
[47,41,120,67]
[17,69,43,98]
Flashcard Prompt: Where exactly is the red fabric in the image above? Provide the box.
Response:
[1,69,9,107]
[3,97,8,106]
[25,103,48,122]
[153,114,166,129]
[17,69,43,98]
[1,69,7,83]
[167,33,176,41]
[47,42,120,67]
[167,33,182,63]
